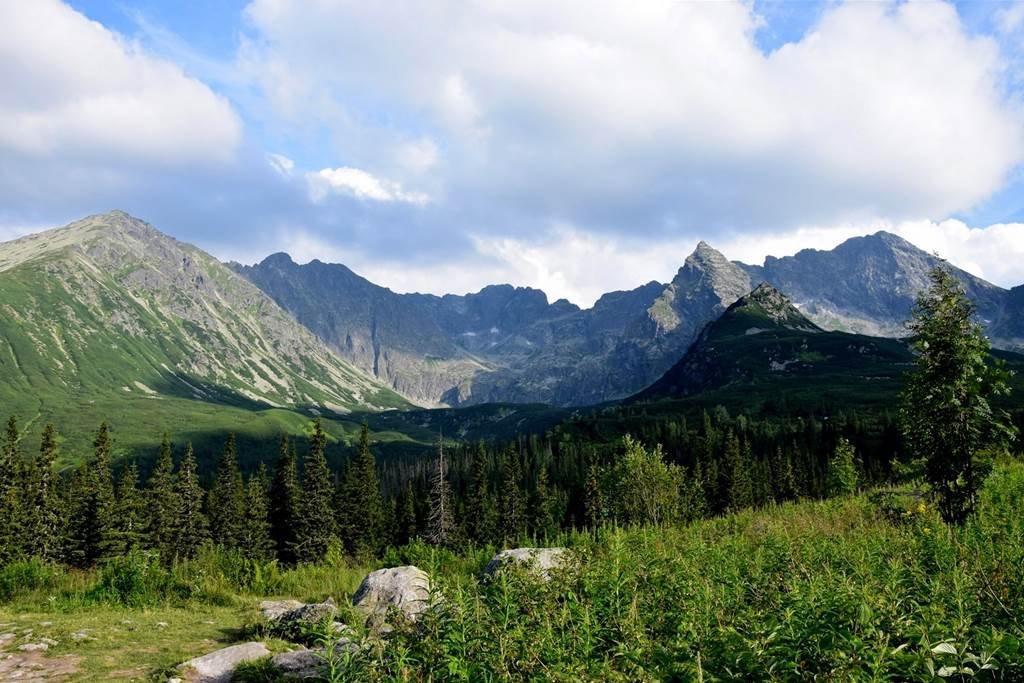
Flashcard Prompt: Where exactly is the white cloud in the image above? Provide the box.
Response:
[0,0,241,166]
[231,219,1024,310]
[242,0,1023,233]
[306,167,430,204]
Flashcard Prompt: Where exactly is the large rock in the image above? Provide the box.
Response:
[352,566,432,626]
[177,642,270,683]
[260,598,338,637]
[484,548,570,581]
[259,599,305,622]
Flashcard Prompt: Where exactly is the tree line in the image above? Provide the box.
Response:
[0,404,886,569]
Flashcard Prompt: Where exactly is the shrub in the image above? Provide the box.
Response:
[0,558,66,602]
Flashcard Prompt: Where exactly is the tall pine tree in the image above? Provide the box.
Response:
[147,433,178,562]
[23,424,60,561]
[500,447,526,541]
[114,463,147,551]
[296,419,337,563]
[270,435,301,565]
[0,416,23,564]
[346,423,383,555]
[174,443,209,560]
[242,464,274,561]
[208,434,245,549]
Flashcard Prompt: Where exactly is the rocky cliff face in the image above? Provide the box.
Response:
[234,228,1022,408]
[236,241,751,406]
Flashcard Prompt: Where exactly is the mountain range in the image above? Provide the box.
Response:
[233,228,1024,408]
[2,210,1022,461]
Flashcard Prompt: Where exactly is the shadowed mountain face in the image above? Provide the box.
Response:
[0,212,408,457]
[236,229,1023,407]
[234,241,753,407]
[633,283,913,403]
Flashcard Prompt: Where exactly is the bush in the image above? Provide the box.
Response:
[85,549,187,606]
[0,558,66,602]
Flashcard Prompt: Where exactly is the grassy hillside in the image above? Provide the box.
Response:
[0,212,410,465]
[2,461,1022,680]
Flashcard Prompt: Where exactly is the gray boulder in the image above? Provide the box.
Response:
[260,598,338,636]
[259,599,305,622]
[177,642,270,683]
[484,548,570,581]
[352,566,432,626]
[272,649,323,679]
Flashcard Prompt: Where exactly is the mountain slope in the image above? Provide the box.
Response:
[236,242,749,407]
[0,211,408,460]
[741,231,1008,339]
[634,283,913,402]
[231,253,490,406]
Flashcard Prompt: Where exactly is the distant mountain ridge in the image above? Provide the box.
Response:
[236,230,1024,407]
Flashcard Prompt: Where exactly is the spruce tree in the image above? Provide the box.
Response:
[174,443,209,560]
[23,423,60,561]
[0,416,23,564]
[208,433,245,549]
[348,423,383,555]
[500,447,526,541]
[530,465,558,540]
[242,464,274,562]
[147,433,178,562]
[296,419,337,563]
[726,433,754,510]
[426,436,455,546]
[90,422,120,563]
[396,482,417,545]
[270,435,301,565]
[114,463,147,551]
[466,443,496,543]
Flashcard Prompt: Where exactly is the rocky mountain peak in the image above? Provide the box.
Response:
[726,283,821,331]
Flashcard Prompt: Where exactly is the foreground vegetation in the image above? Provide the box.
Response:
[0,460,1021,680]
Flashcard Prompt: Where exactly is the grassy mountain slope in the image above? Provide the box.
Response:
[633,283,914,407]
[0,211,409,464]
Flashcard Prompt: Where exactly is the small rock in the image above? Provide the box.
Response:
[177,641,270,683]
[17,643,48,652]
[37,622,52,627]
[70,632,90,642]
[0,633,15,646]
[484,547,570,581]
[156,622,169,629]
[352,566,432,627]
[39,638,58,646]
[272,649,324,679]
[259,599,305,622]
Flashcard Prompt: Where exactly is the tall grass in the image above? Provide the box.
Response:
[3,464,1023,680]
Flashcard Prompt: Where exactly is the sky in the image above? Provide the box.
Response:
[1,0,1024,307]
